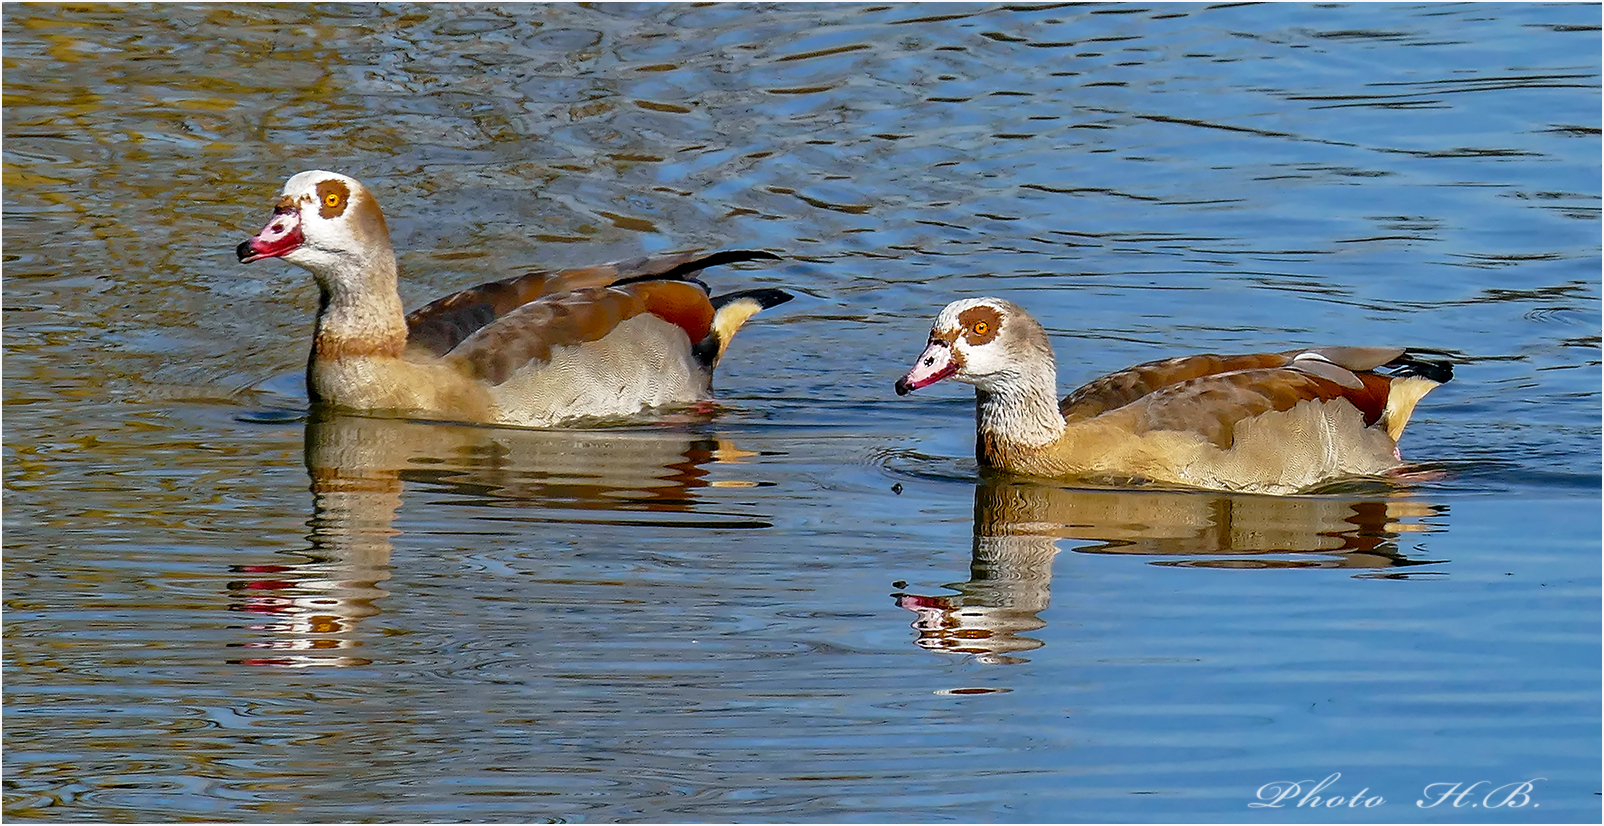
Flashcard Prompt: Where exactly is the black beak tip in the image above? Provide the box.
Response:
[235,241,255,263]
[894,379,912,396]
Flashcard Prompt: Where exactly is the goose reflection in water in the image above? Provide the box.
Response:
[895,478,1448,665]
[228,410,760,667]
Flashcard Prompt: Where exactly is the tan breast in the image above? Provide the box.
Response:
[309,355,496,422]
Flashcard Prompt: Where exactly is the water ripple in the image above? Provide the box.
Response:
[4,3,1599,823]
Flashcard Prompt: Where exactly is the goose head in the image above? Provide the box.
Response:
[895,297,1057,397]
[237,171,394,282]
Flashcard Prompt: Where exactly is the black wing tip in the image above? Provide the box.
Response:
[611,249,782,288]
[659,249,781,280]
[711,287,794,311]
[721,249,783,263]
[1388,351,1455,384]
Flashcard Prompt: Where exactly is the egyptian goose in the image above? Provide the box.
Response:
[895,297,1454,495]
[237,171,790,427]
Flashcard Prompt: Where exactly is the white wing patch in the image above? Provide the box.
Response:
[1290,351,1364,389]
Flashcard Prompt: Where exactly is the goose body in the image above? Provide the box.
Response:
[238,171,790,427]
[896,298,1453,495]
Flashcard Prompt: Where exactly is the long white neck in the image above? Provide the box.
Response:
[974,357,1066,451]
[309,245,407,362]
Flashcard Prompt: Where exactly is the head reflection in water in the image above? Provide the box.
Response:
[894,478,1447,665]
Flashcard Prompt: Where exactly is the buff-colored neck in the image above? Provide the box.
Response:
[973,359,1067,459]
[310,247,407,362]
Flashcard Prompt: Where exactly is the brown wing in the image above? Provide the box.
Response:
[1059,346,1414,421]
[1060,353,1294,421]
[1108,368,1395,449]
[444,281,715,385]
[405,250,777,357]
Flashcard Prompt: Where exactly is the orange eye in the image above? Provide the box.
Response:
[324,192,341,208]
[972,321,989,335]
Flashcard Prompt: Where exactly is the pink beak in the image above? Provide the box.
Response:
[895,340,957,395]
[236,206,303,263]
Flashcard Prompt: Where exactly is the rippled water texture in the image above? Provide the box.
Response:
[4,3,1600,822]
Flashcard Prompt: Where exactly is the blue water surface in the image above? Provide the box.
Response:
[3,3,1599,822]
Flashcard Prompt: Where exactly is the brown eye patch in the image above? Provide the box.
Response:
[957,305,1002,346]
[316,179,349,219]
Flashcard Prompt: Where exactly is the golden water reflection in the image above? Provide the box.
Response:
[896,479,1449,665]
[228,412,759,667]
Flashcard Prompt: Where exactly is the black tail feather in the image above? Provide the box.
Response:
[1386,350,1454,384]
[711,287,794,311]
[692,287,795,369]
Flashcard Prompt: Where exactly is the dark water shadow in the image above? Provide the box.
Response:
[227,411,764,668]
[894,477,1450,665]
